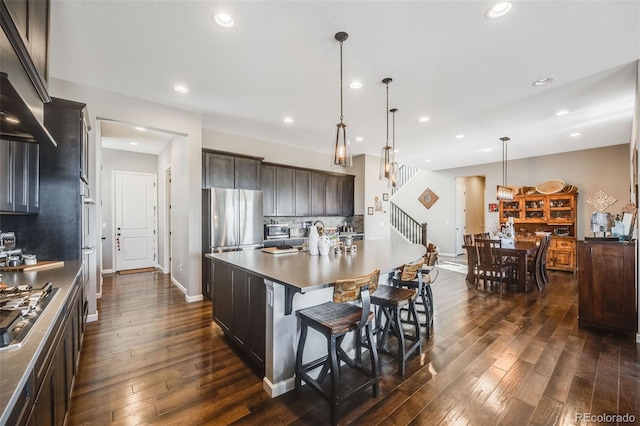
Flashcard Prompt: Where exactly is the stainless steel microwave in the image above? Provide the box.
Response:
[264,224,289,239]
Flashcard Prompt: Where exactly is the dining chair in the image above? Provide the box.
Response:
[528,235,551,290]
[295,269,380,425]
[474,238,512,293]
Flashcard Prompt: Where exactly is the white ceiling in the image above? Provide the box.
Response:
[48,1,640,170]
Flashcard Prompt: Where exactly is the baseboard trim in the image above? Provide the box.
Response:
[263,376,295,398]
[170,276,203,303]
[87,312,99,323]
[102,268,115,274]
[186,294,203,303]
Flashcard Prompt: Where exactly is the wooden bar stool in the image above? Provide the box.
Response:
[371,261,422,376]
[295,269,380,425]
[392,259,434,338]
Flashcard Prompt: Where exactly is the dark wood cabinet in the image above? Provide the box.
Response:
[325,174,341,216]
[260,164,276,216]
[276,167,295,216]
[202,151,262,190]
[234,156,261,190]
[1,0,50,102]
[211,259,266,371]
[25,277,82,426]
[578,241,637,337]
[212,261,233,332]
[341,175,355,216]
[261,164,355,218]
[0,140,39,213]
[203,152,234,189]
[311,172,326,216]
[294,169,311,216]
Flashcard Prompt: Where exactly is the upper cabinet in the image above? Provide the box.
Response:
[202,150,262,190]
[1,0,50,102]
[262,163,355,218]
[0,140,39,213]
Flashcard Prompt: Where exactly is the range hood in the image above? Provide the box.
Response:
[0,72,57,146]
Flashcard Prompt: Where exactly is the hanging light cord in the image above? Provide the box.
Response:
[339,39,344,124]
[385,81,390,147]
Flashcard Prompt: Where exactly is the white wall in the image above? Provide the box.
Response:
[362,154,391,240]
[49,78,203,315]
[393,144,631,255]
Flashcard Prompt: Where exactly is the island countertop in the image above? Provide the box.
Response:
[206,239,426,292]
[205,239,427,398]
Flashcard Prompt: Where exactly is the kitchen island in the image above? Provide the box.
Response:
[0,261,85,425]
[206,239,426,397]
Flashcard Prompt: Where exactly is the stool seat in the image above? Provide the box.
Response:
[297,302,375,334]
[371,285,416,307]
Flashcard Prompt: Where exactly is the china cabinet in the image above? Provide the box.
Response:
[500,191,578,271]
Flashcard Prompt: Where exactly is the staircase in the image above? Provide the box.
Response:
[391,203,427,245]
[390,165,427,245]
[391,165,421,195]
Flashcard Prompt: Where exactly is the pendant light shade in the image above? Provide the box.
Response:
[380,78,394,182]
[331,31,352,168]
[496,136,515,201]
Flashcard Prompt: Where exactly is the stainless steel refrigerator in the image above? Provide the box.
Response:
[203,188,264,252]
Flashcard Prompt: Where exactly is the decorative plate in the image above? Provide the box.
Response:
[586,190,617,212]
[418,188,439,210]
[536,179,565,194]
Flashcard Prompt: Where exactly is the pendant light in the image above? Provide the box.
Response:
[331,31,352,168]
[496,136,515,200]
[389,108,399,188]
[380,77,393,181]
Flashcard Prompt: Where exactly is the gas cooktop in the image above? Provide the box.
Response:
[0,282,58,351]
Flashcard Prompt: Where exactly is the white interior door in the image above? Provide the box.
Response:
[114,171,157,271]
[455,182,466,255]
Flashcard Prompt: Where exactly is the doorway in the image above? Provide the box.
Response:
[455,176,486,254]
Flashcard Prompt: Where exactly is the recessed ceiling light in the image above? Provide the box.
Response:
[570,132,581,137]
[213,12,235,27]
[393,149,399,153]
[355,136,364,142]
[5,116,19,124]
[283,117,293,124]
[483,148,492,152]
[532,77,554,87]
[129,142,139,146]
[424,159,431,163]
[134,126,146,131]
[349,81,362,89]
[455,134,465,139]
[174,85,189,93]
[419,116,430,122]
[485,1,513,19]
[555,110,570,116]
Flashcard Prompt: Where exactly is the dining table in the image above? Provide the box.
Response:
[463,240,538,292]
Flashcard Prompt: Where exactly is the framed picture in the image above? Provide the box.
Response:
[383,193,389,201]
[367,207,374,215]
[488,203,498,212]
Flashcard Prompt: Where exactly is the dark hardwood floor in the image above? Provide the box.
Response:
[69,260,639,425]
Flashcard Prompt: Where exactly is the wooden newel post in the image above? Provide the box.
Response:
[422,223,428,248]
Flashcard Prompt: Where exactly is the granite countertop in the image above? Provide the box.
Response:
[207,239,425,292]
[0,260,83,424]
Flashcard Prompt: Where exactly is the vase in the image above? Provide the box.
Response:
[308,225,319,255]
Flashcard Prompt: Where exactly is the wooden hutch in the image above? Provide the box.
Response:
[499,185,578,272]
